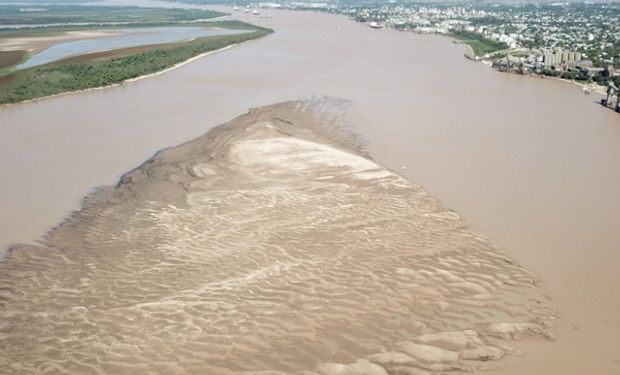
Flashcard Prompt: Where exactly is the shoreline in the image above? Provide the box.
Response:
[545,74,607,95]
[451,38,475,58]
[448,35,609,97]
[0,42,241,108]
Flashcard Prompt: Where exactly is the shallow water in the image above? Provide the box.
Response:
[0,3,619,374]
[15,26,246,69]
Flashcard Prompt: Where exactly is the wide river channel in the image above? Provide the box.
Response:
[0,1,619,374]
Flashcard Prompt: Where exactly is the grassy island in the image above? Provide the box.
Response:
[0,3,273,104]
[0,21,271,104]
[0,5,226,29]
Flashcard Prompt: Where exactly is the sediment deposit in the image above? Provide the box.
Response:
[0,99,554,374]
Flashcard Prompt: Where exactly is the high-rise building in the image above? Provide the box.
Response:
[543,49,581,67]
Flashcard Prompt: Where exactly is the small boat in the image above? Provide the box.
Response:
[234,6,239,11]
[253,9,259,15]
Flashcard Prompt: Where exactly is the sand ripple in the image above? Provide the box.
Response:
[0,99,555,374]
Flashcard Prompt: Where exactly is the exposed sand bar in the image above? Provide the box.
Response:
[0,30,124,53]
[0,5,619,374]
[0,100,555,374]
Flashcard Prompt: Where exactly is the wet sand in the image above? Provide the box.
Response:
[0,99,555,374]
[0,30,124,53]
[0,4,619,374]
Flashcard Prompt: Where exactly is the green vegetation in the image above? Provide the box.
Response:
[0,5,252,103]
[540,65,620,86]
[559,70,580,80]
[0,22,272,105]
[0,5,226,29]
[593,73,620,87]
[588,44,620,69]
[451,30,508,56]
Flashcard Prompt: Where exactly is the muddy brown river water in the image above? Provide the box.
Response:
[0,3,619,374]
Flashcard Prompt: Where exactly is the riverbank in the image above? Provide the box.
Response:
[544,74,608,95]
[450,30,508,57]
[0,42,240,107]
[0,22,272,104]
[448,36,611,98]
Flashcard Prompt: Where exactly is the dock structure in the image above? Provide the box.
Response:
[601,82,620,113]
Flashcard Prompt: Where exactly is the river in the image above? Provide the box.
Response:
[0,3,619,374]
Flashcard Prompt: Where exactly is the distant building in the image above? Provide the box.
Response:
[543,48,582,68]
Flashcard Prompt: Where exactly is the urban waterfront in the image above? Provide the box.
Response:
[237,1,620,108]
